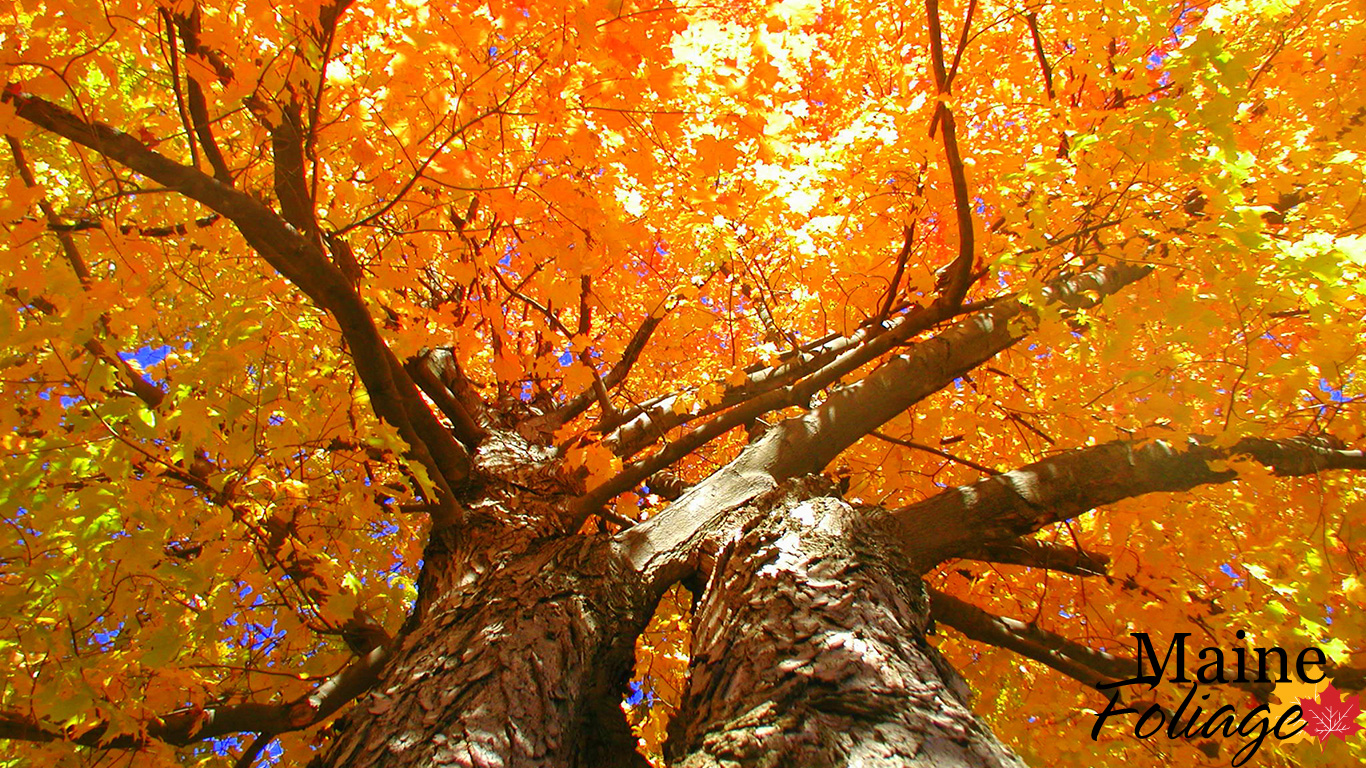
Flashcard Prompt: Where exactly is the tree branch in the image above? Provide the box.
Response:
[233,733,273,768]
[161,8,234,185]
[930,588,1366,699]
[160,11,199,171]
[552,312,664,427]
[5,89,472,523]
[1025,12,1056,100]
[878,224,915,321]
[945,0,976,88]
[185,78,234,185]
[928,588,1132,690]
[577,274,592,336]
[6,136,166,408]
[618,266,1144,582]
[269,95,318,238]
[308,0,356,202]
[960,537,1110,576]
[0,643,391,749]
[892,435,1366,569]
[576,263,1149,522]
[605,285,998,460]
[489,264,623,427]
[761,262,1153,481]
[405,349,489,450]
[41,213,221,237]
[872,430,1001,476]
[926,0,977,309]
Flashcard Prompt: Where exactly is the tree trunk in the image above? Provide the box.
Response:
[317,521,653,768]
[667,483,1025,768]
[314,479,1027,768]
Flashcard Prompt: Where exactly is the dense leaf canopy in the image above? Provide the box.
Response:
[0,0,1363,765]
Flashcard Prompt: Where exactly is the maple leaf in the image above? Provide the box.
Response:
[1297,683,1364,743]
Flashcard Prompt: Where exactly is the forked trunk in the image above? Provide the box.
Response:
[319,481,1024,768]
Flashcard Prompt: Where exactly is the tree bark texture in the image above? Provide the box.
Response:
[318,527,651,768]
[667,483,1026,768]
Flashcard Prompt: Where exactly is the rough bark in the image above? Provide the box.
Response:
[667,482,1026,768]
[318,526,650,768]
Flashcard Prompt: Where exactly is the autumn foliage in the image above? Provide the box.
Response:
[0,0,1364,765]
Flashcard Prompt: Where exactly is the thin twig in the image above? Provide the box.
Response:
[872,430,1001,476]
[925,0,978,309]
[5,136,166,408]
[1025,12,1055,100]
[878,224,916,322]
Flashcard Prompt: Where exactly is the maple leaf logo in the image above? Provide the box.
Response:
[1297,683,1364,743]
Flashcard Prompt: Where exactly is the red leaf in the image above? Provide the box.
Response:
[1297,683,1364,743]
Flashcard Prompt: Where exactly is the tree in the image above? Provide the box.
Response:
[0,0,1363,765]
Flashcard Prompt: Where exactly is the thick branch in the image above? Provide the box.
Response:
[270,97,317,238]
[6,90,472,520]
[961,537,1110,576]
[892,435,1366,569]
[1332,665,1366,691]
[929,588,1131,689]
[577,274,592,336]
[405,348,489,450]
[587,263,1148,527]
[0,644,390,749]
[166,7,233,81]
[931,588,1366,698]
[42,213,221,237]
[761,262,1153,480]
[6,92,339,298]
[604,295,940,458]
[185,78,233,185]
[184,78,232,183]
[618,266,1150,587]
[608,300,999,466]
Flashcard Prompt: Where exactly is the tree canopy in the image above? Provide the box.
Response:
[0,0,1363,765]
